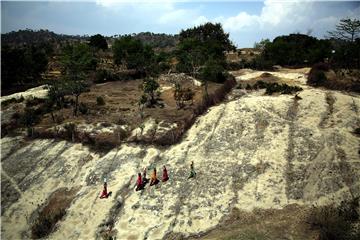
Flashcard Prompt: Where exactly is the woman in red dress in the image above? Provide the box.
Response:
[135,173,143,191]
[162,165,169,182]
[100,182,112,199]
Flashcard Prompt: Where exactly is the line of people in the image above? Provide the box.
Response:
[136,165,169,191]
[99,161,196,198]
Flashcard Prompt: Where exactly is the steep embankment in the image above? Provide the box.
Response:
[1,69,359,239]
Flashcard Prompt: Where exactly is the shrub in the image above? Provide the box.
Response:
[79,103,89,114]
[264,82,302,95]
[95,69,119,83]
[64,123,76,142]
[174,83,195,109]
[200,60,226,83]
[308,63,330,86]
[96,96,105,106]
[308,70,327,86]
[20,108,40,127]
[354,127,360,135]
[25,97,45,107]
[226,62,243,71]
[246,84,252,90]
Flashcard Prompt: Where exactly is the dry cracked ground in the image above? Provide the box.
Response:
[1,69,360,239]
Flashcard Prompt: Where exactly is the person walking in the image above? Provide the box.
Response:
[135,173,143,191]
[150,168,159,186]
[100,182,112,199]
[188,161,196,179]
[162,165,169,182]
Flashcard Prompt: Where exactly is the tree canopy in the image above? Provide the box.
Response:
[113,35,157,75]
[261,34,332,66]
[176,22,233,83]
[89,34,108,50]
[61,43,97,80]
[328,18,360,42]
[1,45,48,89]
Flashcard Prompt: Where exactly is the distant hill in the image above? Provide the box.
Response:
[2,29,178,51]
[131,32,179,50]
[1,29,87,47]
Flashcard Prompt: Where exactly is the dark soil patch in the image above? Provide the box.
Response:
[187,205,318,240]
[31,186,80,239]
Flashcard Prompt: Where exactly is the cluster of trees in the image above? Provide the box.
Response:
[113,35,158,76]
[176,23,235,83]
[89,34,108,50]
[262,34,332,66]
[247,18,359,70]
[131,32,178,49]
[1,29,70,46]
[1,44,49,90]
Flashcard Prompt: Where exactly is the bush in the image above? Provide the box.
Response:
[264,82,302,95]
[79,103,89,114]
[226,62,243,70]
[64,123,76,141]
[25,97,45,107]
[308,63,330,86]
[96,96,105,106]
[95,69,119,83]
[247,80,302,95]
[20,107,40,127]
[354,127,360,135]
[200,60,226,83]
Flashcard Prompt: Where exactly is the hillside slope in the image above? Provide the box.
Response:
[1,70,359,239]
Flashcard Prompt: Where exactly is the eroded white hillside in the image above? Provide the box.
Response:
[1,71,359,239]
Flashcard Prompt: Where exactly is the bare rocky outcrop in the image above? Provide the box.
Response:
[1,70,359,239]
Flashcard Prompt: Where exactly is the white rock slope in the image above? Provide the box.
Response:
[1,71,359,239]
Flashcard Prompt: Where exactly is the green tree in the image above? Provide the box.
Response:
[174,82,194,109]
[176,22,234,80]
[20,108,39,137]
[176,38,206,76]
[89,34,108,50]
[328,18,360,42]
[1,45,48,89]
[141,77,159,105]
[113,35,157,76]
[68,80,89,116]
[253,39,270,51]
[327,18,360,69]
[60,43,95,116]
[261,34,331,66]
[200,59,226,97]
[61,43,97,80]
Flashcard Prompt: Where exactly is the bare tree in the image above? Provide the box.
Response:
[328,18,360,42]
